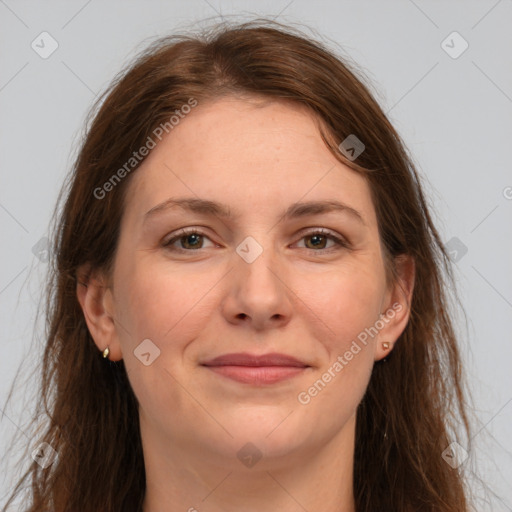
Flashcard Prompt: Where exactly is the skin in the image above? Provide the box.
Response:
[77,96,414,512]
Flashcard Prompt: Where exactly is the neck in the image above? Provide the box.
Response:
[141,414,357,512]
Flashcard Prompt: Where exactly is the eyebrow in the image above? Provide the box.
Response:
[144,197,367,226]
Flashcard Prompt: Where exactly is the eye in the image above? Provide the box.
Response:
[163,228,215,252]
[162,227,350,254]
[294,228,350,252]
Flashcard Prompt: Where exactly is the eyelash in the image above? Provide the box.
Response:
[162,227,350,254]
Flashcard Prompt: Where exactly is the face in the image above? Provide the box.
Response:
[81,96,412,470]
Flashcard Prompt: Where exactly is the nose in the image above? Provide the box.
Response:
[221,238,293,331]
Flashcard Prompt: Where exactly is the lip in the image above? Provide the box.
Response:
[201,352,310,385]
[202,352,308,367]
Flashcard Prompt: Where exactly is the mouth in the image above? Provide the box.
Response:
[201,352,310,385]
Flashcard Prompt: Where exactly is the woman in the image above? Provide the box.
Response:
[2,18,473,512]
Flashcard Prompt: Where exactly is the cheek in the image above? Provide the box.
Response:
[297,258,385,356]
[294,266,380,426]
[113,257,217,351]
[291,282,379,444]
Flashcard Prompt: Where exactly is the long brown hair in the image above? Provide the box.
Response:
[2,18,474,511]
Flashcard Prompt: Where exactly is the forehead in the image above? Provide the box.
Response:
[123,96,376,226]
[164,96,331,163]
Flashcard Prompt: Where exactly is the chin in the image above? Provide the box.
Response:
[227,409,314,451]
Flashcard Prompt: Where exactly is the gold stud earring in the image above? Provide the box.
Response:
[381,341,392,363]
[102,347,110,359]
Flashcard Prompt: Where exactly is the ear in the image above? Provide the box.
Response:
[76,264,123,361]
[374,254,415,361]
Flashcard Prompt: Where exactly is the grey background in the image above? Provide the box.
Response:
[1,0,511,509]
